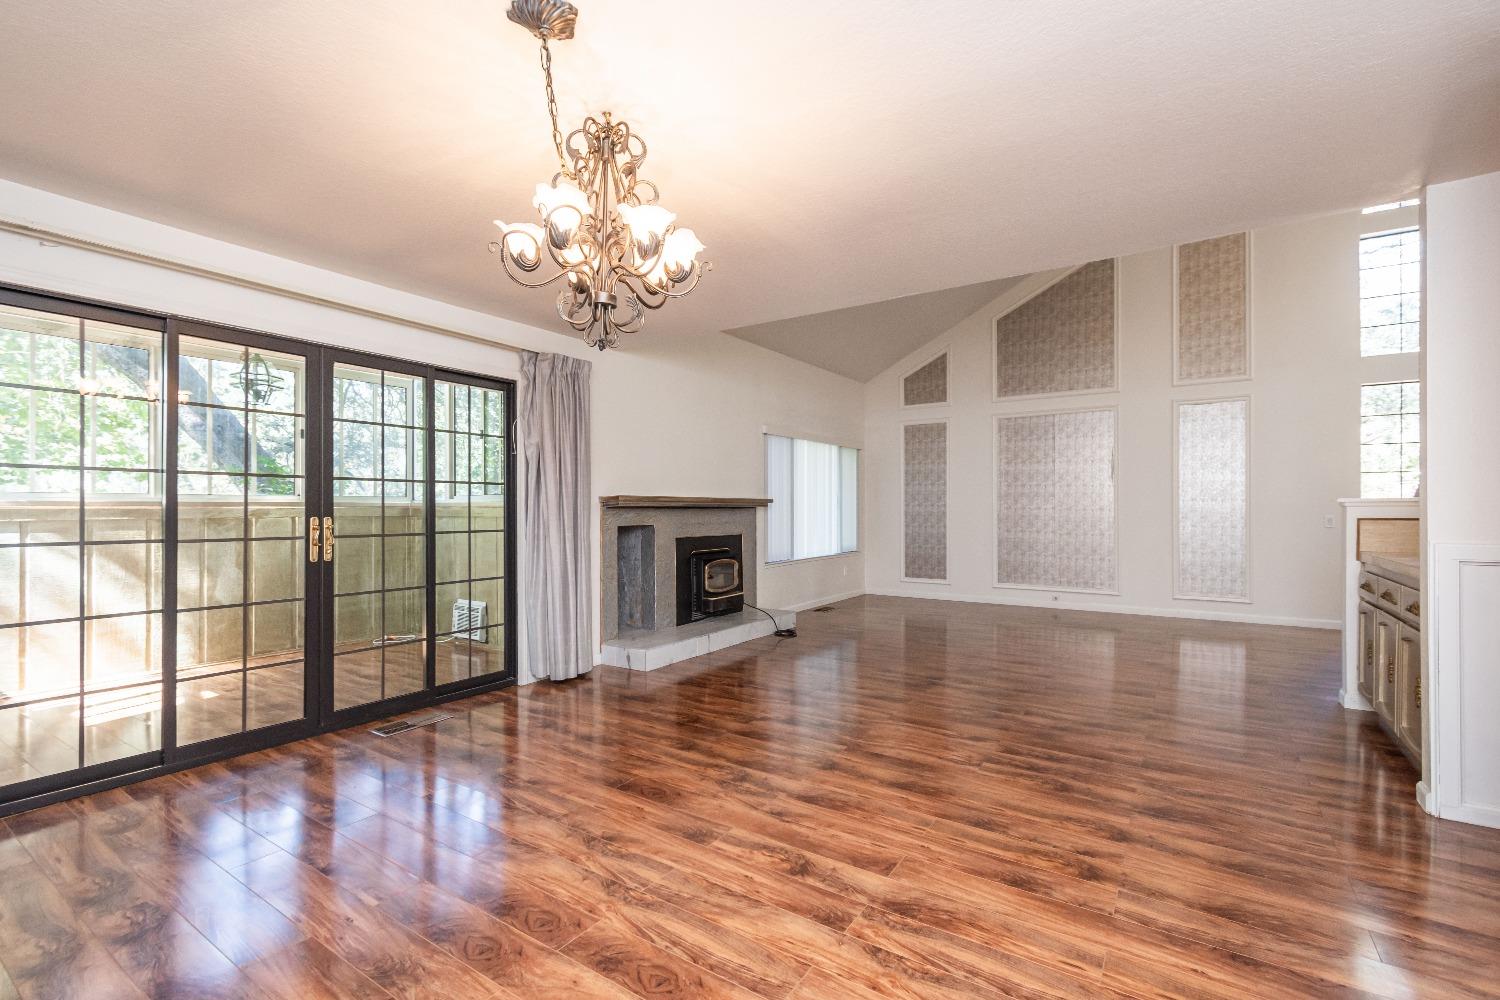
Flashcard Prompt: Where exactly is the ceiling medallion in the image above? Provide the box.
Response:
[491,0,710,351]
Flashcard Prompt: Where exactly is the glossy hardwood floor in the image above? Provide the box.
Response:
[2,595,1498,999]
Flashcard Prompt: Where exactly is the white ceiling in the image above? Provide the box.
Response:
[725,276,1025,382]
[0,0,1497,378]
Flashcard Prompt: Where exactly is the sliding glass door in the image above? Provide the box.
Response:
[172,323,320,752]
[321,358,515,720]
[0,286,515,815]
[326,357,430,715]
[0,292,167,790]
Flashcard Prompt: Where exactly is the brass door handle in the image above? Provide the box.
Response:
[309,516,321,563]
[323,516,335,562]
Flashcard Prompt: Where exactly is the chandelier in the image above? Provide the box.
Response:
[490,0,710,350]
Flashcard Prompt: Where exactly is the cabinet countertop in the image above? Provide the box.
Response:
[1362,554,1419,587]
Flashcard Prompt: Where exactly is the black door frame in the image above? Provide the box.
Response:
[0,282,517,818]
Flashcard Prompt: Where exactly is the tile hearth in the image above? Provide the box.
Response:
[599,607,796,671]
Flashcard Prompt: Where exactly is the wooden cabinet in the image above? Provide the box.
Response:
[1357,604,1375,702]
[1372,609,1398,724]
[1358,557,1422,771]
[1396,628,1422,759]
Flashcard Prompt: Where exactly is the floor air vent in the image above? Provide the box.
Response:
[370,713,452,737]
[453,599,488,641]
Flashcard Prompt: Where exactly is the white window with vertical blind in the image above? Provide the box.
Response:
[764,435,858,563]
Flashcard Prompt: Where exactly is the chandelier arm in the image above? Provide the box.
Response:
[637,261,710,302]
[490,241,573,289]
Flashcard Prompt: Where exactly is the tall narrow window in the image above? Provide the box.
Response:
[765,435,858,563]
[1359,228,1420,356]
[1360,381,1420,498]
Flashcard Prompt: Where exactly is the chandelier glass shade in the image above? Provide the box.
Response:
[491,0,710,350]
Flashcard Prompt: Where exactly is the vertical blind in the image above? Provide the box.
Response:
[765,435,858,563]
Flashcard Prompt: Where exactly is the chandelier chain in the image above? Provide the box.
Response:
[537,35,569,176]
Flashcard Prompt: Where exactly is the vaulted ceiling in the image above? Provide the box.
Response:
[0,1,1497,378]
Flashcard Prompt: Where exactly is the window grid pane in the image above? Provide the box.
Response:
[1359,228,1421,357]
[1360,381,1420,498]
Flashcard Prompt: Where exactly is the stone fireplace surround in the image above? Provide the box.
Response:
[598,496,795,671]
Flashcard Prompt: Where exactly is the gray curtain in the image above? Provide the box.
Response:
[518,351,594,681]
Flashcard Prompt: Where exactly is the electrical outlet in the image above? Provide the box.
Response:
[1323,514,1336,529]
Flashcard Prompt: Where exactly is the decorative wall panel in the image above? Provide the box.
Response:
[1176,398,1249,599]
[995,408,1116,591]
[903,352,948,406]
[995,260,1116,398]
[903,421,947,580]
[1176,233,1249,382]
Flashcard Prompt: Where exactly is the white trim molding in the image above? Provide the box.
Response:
[1172,231,1254,386]
[868,587,1338,630]
[992,404,1120,594]
[1430,541,1500,829]
[900,415,949,584]
[1173,395,1252,603]
[992,260,1121,404]
[898,346,951,411]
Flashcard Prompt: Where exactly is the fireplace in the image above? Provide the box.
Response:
[675,534,745,625]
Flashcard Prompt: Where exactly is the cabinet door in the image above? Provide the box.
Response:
[1357,604,1376,702]
[1373,610,1398,723]
[1396,625,1423,759]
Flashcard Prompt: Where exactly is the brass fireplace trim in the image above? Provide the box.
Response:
[702,556,741,594]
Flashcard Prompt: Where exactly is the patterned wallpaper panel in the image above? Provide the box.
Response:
[903,353,948,406]
[903,421,947,580]
[995,260,1116,398]
[995,408,1116,591]
[1176,398,1249,599]
[1177,233,1249,382]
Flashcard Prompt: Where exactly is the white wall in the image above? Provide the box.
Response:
[0,180,864,683]
[1423,170,1500,829]
[863,205,1419,628]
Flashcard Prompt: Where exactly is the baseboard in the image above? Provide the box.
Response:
[1437,800,1500,830]
[783,590,865,613]
[1340,687,1375,712]
[865,587,1339,630]
[1416,780,1436,817]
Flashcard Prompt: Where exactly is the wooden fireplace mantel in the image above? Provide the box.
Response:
[599,495,772,509]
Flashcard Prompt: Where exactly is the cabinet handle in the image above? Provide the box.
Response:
[323,516,335,562]
[1359,581,1375,594]
[309,516,321,563]
[1364,639,1373,667]
[1415,678,1421,708]
[1380,589,1396,603]
[1406,601,1420,617]
[1387,662,1396,685]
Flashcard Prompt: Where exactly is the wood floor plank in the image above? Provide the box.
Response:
[3,597,1499,999]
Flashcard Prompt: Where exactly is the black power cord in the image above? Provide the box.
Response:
[744,602,797,638]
